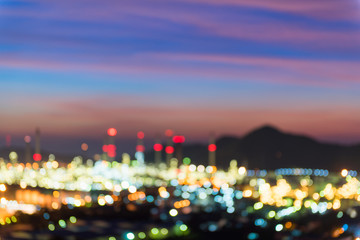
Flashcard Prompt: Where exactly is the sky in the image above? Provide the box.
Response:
[0,0,360,154]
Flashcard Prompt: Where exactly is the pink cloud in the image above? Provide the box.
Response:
[5,0,358,22]
[1,0,359,49]
[180,0,360,22]
[1,52,359,88]
[149,53,360,85]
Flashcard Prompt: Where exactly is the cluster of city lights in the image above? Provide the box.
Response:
[1,149,360,238]
[1,128,360,239]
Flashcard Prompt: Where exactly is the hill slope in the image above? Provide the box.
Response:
[157,125,360,170]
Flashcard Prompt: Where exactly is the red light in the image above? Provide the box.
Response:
[165,129,173,137]
[107,144,116,158]
[33,153,42,161]
[107,144,116,152]
[136,145,145,152]
[137,131,145,139]
[165,146,174,154]
[108,151,116,158]
[102,145,108,152]
[153,143,163,151]
[173,135,185,144]
[208,144,217,152]
[107,128,117,136]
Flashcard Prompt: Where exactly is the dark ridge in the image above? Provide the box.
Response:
[2,125,360,171]
[179,125,360,170]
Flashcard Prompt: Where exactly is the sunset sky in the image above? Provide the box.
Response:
[1,0,360,154]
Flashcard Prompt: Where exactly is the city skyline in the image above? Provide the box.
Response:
[1,1,360,239]
[1,0,360,149]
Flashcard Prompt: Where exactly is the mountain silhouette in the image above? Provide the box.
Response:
[147,125,360,170]
[2,125,359,171]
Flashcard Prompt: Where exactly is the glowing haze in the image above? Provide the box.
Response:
[1,0,360,153]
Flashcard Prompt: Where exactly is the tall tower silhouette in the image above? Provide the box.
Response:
[35,128,40,155]
[208,133,216,166]
[165,129,174,167]
[153,134,163,166]
[24,135,32,162]
[33,127,42,161]
[102,134,109,161]
[135,131,145,166]
[173,135,185,163]
[5,134,11,148]
[106,128,117,161]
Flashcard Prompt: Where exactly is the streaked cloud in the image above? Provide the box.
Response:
[0,0,359,146]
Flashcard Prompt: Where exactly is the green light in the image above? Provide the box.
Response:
[48,224,55,231]
[179,224,188,231]
[160,228,168,235]
[69,216,77,223]
[108,237,116,240]
[131,160,139,167]
[58,219,66,228]
[138,232,146,239]
[268,211,276,218]
[254,202,263,210]
[11,216,17,223]
[151,228,159,235]
[5,217,11,224]
[285,198,293,207]
[246,206,254,213]
[183,157,191,165]
[112,161,119,168]
[346,175,352,182]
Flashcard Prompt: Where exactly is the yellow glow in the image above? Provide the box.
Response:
[52,161,59,168]
[0,184,6,192]
[294,200,302,208]
[312,193,320,201]
[243,189,252,198]
[52,202,59,209]
[20,182,27,189]
[238,166,246,175]
[333,199,341,210]
[53,191,60,198]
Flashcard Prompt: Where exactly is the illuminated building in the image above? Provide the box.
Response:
[173,135,185,163]
[153,135,163,166]
[208,133,216,166]
[33,128,42,161]
[24,135,32,162]
[106,128,117,161]
[165,129,174,166]
[135,131,145,166]
[5,134,11,148]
